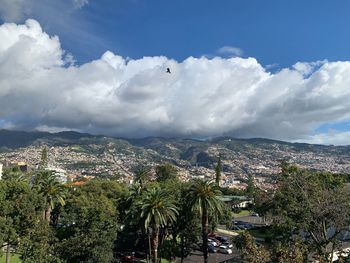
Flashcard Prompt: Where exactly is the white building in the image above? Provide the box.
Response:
[45,166,67,183]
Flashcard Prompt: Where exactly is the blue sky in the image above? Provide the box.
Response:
[51,0,350,66]
[1,0,350,144]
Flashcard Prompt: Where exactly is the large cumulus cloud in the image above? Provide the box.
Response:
[1,20,350,144]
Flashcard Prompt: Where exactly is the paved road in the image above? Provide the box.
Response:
[178,233,243,263]
[233,215,265,225]
[177,217,265,262]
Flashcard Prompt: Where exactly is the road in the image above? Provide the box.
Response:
[178,232,243,263]
[233,215,265,226]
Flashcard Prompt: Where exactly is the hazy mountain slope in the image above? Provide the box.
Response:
[0,130,349,179]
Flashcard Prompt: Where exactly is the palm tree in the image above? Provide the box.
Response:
[124,183,143,227]
[134,167,150,188]
[33,170,66,223]
[188,179,224,263]
[139,187,178,263]
[215,154,222,186]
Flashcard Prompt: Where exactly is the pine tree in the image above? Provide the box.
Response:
[246,174,255,197]
[215,154,222,186]
[39,147,48,169]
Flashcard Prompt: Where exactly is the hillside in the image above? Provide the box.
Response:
[0,130,349,188]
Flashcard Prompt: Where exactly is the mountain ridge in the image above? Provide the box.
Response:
[0,129,349,185]
[0,129,345,148]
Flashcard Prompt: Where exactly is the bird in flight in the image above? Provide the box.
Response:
[166,68,171,74]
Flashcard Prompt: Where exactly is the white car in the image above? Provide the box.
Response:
[223,242,233,248]
[218,245,233,254]
[208,239,218,247]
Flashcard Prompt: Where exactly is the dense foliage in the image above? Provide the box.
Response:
[244,164,350,263]
[0,165,227,263]
[1,160,349,263]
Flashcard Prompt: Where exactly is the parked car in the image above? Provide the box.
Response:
[208,244,217,253]
[232,225,242,231]
[218,245,233,254]
[216,236,228,243]
[223,241,233,248]
[251,212,259,217]
[236,225,247,230]
[211,237,222,246]
[208,238,219,247]
[116,252,135,263]
[233,220,246,225]
[208,232,217,238]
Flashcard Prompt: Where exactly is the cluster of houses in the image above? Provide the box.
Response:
[0,160,69,183]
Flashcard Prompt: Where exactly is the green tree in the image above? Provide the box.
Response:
[155,163,178,182]
[122,183,145,229]
[246,174,255,198]
[268,165,350,262]
[39,147,48,169]
[215,154,222,186]
[270,239,306,263]
[171,182,201,263]
[134,167,151,188]
[139,187,178,263]
[2,166,29,182]
[219,203,233,229]
[56,189,118,263]
[234,232,306,263]
[0,180,50,263]
[32,170,66,223]
[18,221,62,263]
[188,179,224,263]
[234,231,270,263]
[77,179,127,206]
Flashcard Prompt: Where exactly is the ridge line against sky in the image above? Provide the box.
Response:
[1,1,350,145]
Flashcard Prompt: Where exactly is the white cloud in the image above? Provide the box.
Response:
[73,0,89,9]
[0,0,107,63]
[36,124,81,133]
[217,46,243,57]
[1,20,350,144]
[265,63,279,70]
[293,60,327,76]
[295,130,350,146]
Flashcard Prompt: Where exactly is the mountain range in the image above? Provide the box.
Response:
[0,129,349,181]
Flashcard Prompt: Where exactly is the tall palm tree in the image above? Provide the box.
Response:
[124,183,143,227]
[188,179,224,263]
[33,170,66,223]
[134,168,150,188]
[139,187,178,263]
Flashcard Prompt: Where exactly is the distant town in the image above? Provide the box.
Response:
[1,131,349,191]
